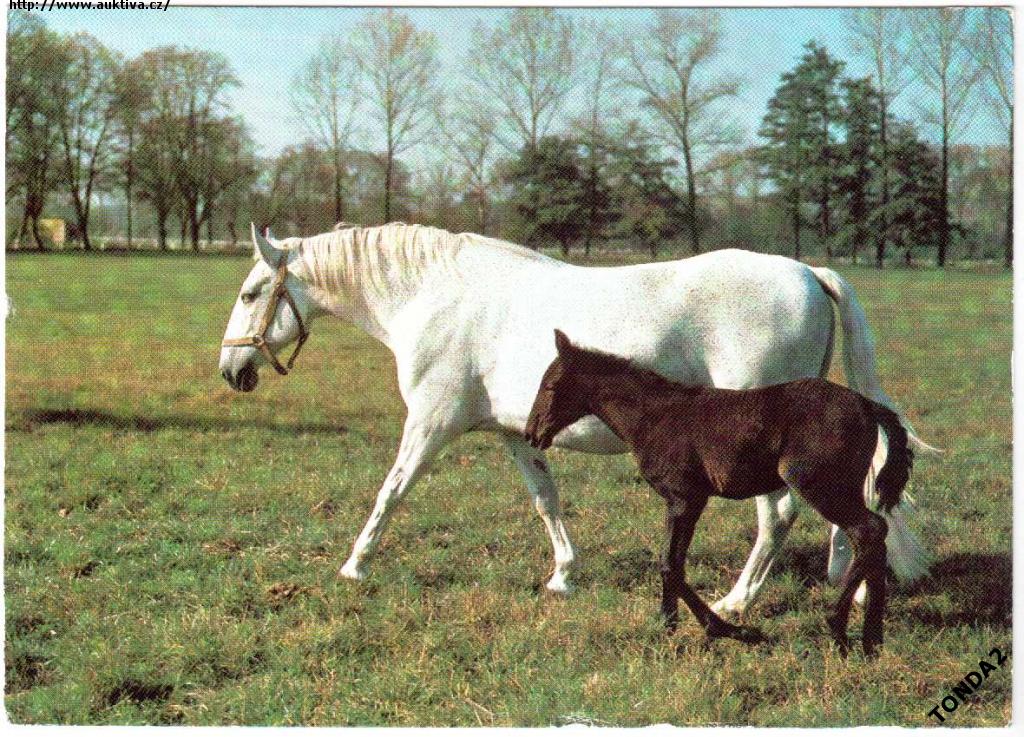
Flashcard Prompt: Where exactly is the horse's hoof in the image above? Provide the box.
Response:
[338,561,368,581]
[545,575,573,595]
[711,597,747,616]
[853,581,867,606]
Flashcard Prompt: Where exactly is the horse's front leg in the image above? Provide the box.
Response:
[338,414,454,581]
[502,436,576,593]
[712,489,798,615]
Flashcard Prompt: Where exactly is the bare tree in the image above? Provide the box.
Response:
[620,9,740,253]
[575,21,619,255]
[55,33,120,250]
[113,56,151,248]
[292,35,361,223]
[466,8,575,154]
[908,7,980,266]
[846,8,913,268]
[970,7,1013,267]
[133,47,238,249]
[436,97,498,233]
[6,13,69,248]
[351,9,439,223]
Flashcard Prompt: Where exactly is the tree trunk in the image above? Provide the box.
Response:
[876,97,889,269]
[1005,120,1013,268]
[792,197,802,261]
[31,214,45,251]
[207,209,214,246]
[76,212,92,250]
[681,135,701,254]
[383,150,393,224]
[125,130,134,249]
[820,110,832,262]
[227,219,238,247]
[938,98,950,267]
[190,210,201,251]
[15,201,30,250]
[333,144,344,223]
[158,208,169,250]
[560,239,570,258]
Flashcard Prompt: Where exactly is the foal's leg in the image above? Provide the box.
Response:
[502,435,576,593]
[825,514,887,657]
[339,415,454,581]
[712,490,799,615]
[662,496,764,643]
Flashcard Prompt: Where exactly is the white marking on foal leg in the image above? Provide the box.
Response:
[712,490,799,615]
[503,436,575,594]
[828,526,854,585]
[829,527,868,604]
[339,420,448,581]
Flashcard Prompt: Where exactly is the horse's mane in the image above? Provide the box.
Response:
[299,222,551,298]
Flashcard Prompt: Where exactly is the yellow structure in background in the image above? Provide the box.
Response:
[38,218,66,246]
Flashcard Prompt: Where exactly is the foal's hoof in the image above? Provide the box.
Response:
[825,615,850,656]
[862,640,882,660]
[706,621,766,644]
[726,625,767,644]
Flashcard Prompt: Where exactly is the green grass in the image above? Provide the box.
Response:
[4,252,1012,726]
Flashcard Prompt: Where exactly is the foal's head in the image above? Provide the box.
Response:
[525,330,599,450]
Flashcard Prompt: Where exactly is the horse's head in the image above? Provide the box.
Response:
[525,330,592,450]
[219,225,314,392]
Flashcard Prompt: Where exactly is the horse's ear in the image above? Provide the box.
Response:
[554,329,574,357]
[251,223,279,265]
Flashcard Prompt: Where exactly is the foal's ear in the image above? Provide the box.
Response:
[554,329,574,357]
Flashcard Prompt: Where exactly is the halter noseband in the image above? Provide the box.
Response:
[222,255,310,376]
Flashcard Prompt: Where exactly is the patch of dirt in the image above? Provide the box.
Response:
[103,678,173,707]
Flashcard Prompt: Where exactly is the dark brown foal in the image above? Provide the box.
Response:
[525,330,913,657]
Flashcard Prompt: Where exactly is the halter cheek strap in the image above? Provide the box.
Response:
[222,256,310,376]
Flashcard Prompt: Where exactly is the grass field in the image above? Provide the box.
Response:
[4,252,1012,726]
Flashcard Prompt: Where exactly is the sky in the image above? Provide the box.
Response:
[28,4,1009,160]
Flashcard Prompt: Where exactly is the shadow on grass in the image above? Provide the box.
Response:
[12,408,349,436]
[901,552,1012,627]
[779,543,831,588]
[779,546,1011,627]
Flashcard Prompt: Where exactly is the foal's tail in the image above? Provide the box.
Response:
[866,402,931,582]
[871,402,913,514]
[811,266,940,456]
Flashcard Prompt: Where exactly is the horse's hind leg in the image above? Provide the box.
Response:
[502,436,575,593]
[339,416,453,581]
[712,490,799,615]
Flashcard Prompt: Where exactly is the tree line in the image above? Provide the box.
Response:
[4,7,1012,266]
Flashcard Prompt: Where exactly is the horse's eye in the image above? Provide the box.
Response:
[240,291,257,305]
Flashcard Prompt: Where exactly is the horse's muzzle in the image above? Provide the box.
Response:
[224,363,259,393]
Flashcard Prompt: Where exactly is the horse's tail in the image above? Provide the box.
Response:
[863,403,931,583]
[811,266,941,456]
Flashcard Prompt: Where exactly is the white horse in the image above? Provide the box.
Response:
[219,223,931,612]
